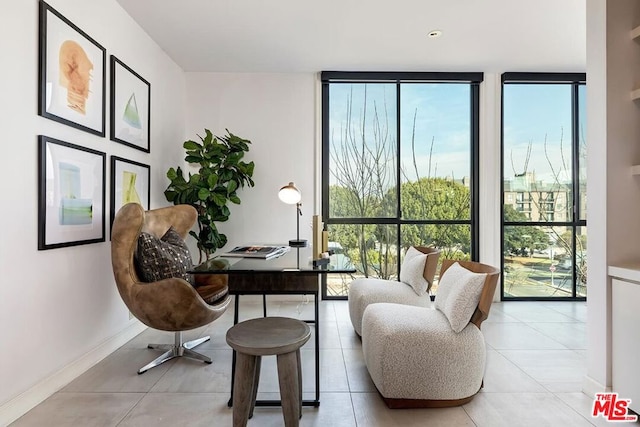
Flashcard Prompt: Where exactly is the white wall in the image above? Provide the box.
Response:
[585,0,640,394]
[184,73,318,250]
[585,0,609,394]
[0,0,186,421]
[479,73,503,280]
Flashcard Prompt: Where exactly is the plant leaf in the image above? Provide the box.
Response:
[198,188,210,201]
[203,129,214,145]
[166,167,178,180]
[211,192,227,206]
[183,140,202,150]
[164,190,177,202]
[185,155,202,164]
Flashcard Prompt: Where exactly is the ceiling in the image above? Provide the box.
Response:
[116,0,586,73]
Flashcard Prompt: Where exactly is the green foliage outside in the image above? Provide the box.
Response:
[502,205,550,256]
[165,129,255,262]
[400,178,471,256]
[329,176,472,279]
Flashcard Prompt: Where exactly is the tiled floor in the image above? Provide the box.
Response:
[10,298,636,426]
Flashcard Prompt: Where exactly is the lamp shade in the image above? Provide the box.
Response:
[278,182,302,205]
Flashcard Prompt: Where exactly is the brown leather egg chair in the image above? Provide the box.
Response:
[111,202,231,374]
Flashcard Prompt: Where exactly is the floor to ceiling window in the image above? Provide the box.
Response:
[321,72,482,299]
[501,73,586,300]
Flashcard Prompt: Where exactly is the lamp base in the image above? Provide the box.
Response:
[289,239,308,248]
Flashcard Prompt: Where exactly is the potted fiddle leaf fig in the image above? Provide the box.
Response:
[164,129,255,262]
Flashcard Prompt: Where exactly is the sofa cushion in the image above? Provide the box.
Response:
[136,226,195,285]
[434,262,486,332]
[348,277,432,336]
[399,246,430,296]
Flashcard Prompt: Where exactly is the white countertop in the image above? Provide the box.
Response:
[609,263,640,283]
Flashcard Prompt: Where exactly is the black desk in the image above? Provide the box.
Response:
[191,247,355,408]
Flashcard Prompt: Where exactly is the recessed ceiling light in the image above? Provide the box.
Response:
[427,30,442,38]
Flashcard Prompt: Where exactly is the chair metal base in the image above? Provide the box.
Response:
[138,331,211,374]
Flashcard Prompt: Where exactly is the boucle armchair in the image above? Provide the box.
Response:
[361,259,500,408]
[111,203,231,374]
[348,246,440,336]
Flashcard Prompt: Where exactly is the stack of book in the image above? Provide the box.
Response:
[222,245,290,260]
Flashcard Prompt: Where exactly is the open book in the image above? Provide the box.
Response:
[222,245,290,259]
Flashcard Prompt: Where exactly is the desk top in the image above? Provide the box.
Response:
[190,246,357,275]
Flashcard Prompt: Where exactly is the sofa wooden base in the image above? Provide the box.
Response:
[380,390,479,409]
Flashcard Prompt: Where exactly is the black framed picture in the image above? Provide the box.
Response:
[38,1,106,136]
[38,135,106,250]
[110,56,151,152]
[110,156,150,230]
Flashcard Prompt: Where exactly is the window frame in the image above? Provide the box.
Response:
[321,71,484,300]
[500,72,587,301]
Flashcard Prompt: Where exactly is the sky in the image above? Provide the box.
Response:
[328,82,585,186]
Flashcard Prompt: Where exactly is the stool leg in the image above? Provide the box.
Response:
[233,353,258,427]
[248,356,261,419]
[277,351,300,427]
[296,349,302,418]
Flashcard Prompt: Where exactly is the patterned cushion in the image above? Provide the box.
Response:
[136,226,194,285]
[434,262,486,333]
[399,246,429,295]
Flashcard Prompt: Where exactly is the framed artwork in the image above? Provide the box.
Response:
[110,56,151,152]
[110,156,150,230]
[38,1,106,136]
[38,135,106,250]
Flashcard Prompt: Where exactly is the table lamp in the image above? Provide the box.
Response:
[278,182,307,247]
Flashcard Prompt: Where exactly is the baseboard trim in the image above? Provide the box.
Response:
[0,320,146,426]
[582,375,610,397]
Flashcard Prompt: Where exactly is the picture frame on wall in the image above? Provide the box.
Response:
[38,1,106,137]
[110,156,150,230]
[110,56,151,152]
[38,135,106,250]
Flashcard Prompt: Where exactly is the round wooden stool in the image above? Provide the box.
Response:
[226,316,311,427]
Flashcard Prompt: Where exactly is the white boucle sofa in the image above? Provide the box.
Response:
[360,259,500,408]
[348,246,440,336]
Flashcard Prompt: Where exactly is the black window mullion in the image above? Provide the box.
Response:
[471,82,480,260]
[571,82,583,298]
[396,81,402,275]
[321,81,330,223]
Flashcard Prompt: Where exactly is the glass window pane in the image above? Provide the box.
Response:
[401,178,471,221]
[327,223,398,279]
[400,84,471,220]
[504,225,574,297]
[328,83,398,219]
[503,84,573,223]
[401,223,471,260]
[576,225,587,297]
